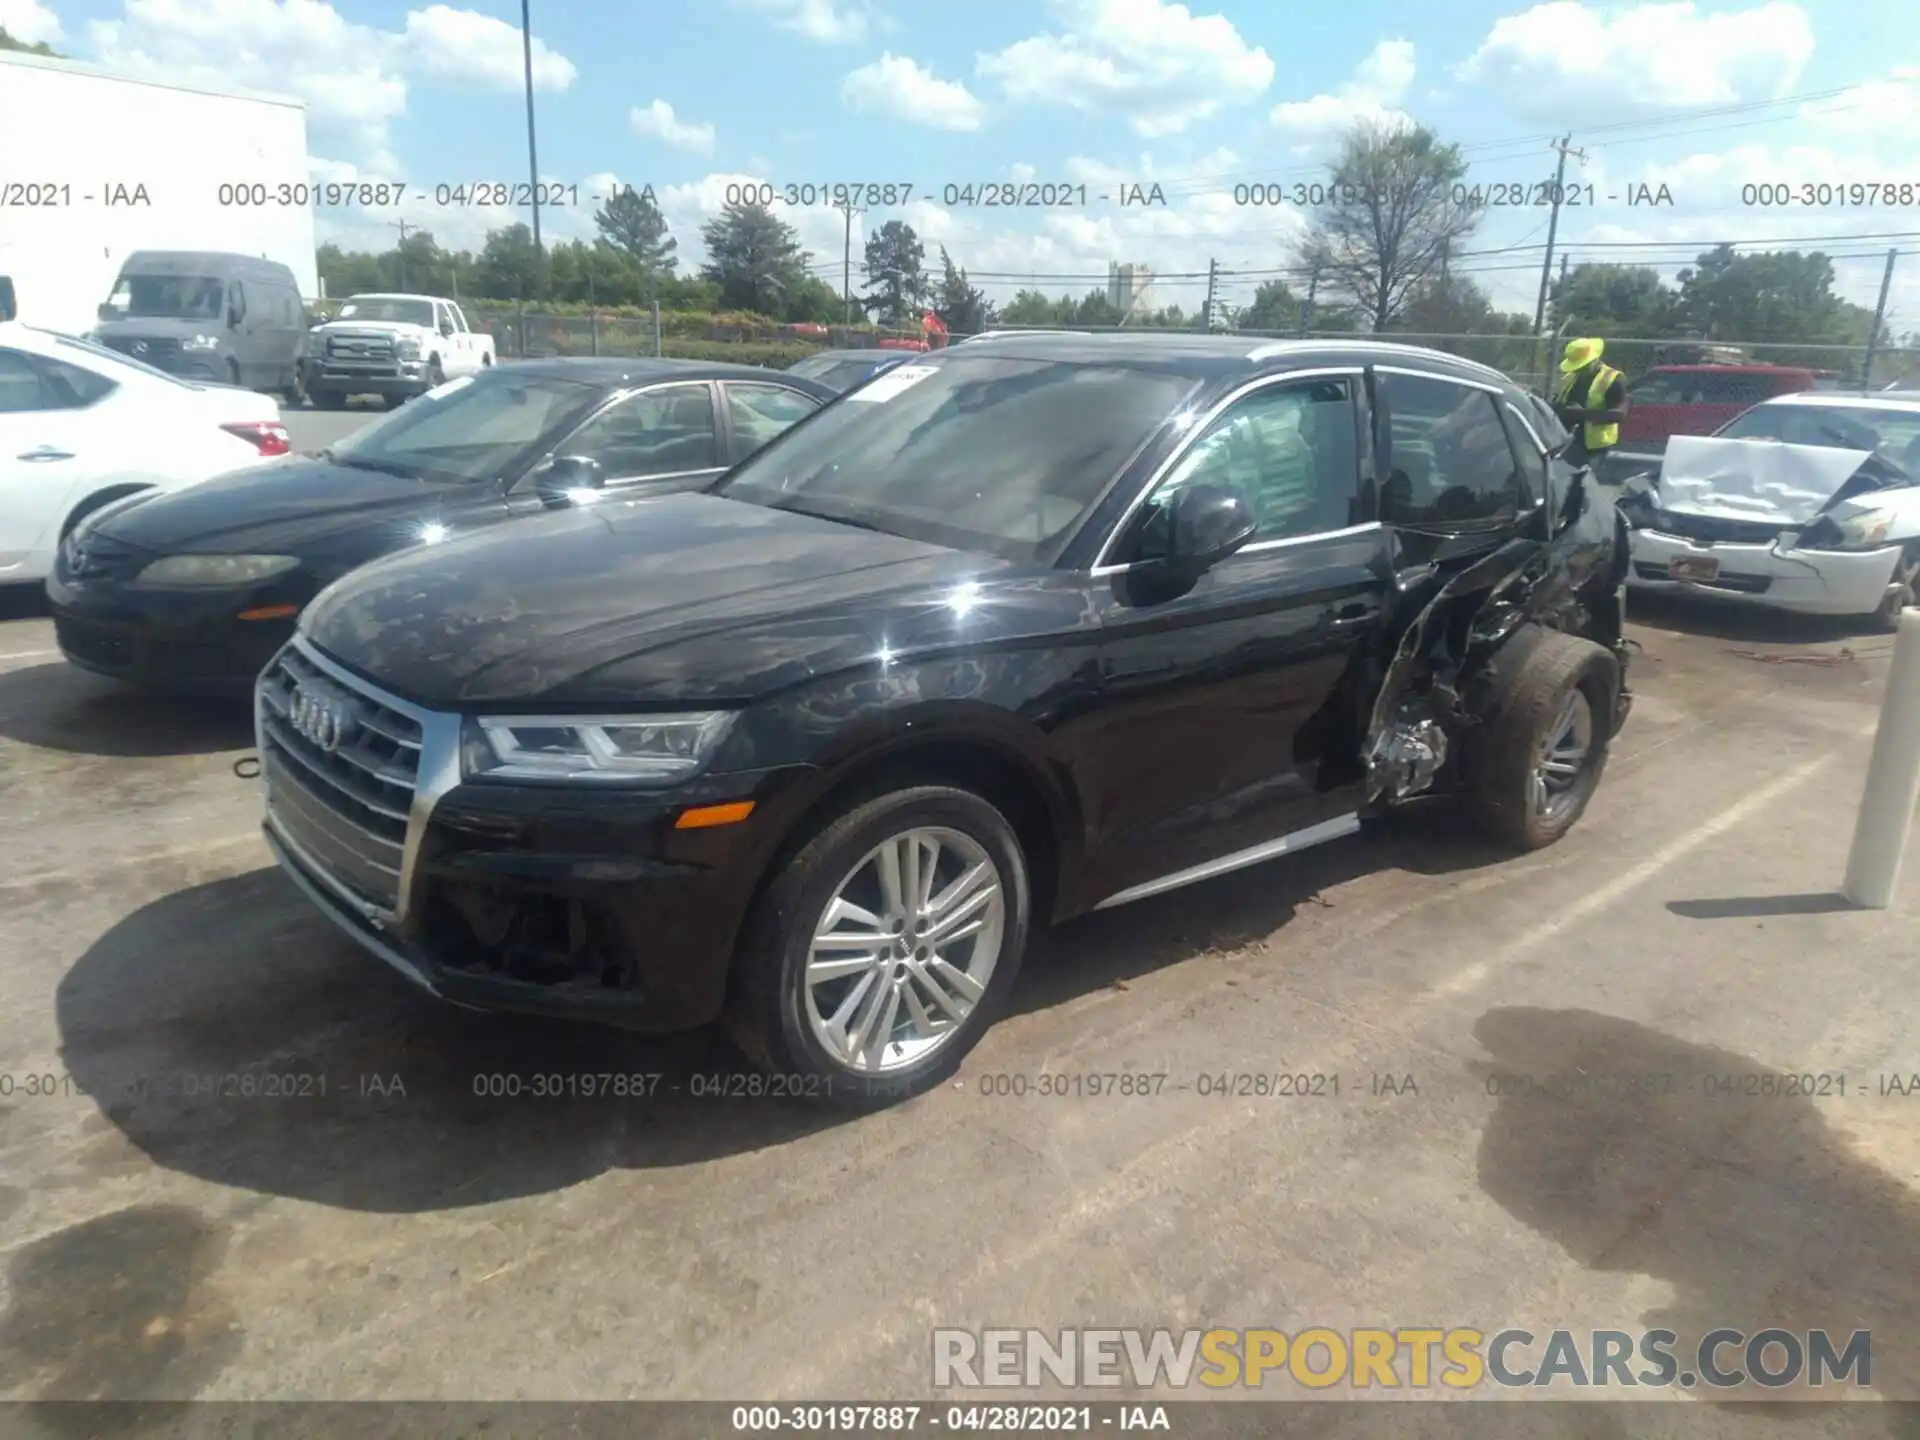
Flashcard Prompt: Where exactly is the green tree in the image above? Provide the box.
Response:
[475,223,542,300]
[1070,289,1122,326]
[933,246,993,334]
[781,273,843,324]
[1671,244,1875,347]
[1550,262,1673,337]
[1294,120,1481,331]
[862,220,929,327]
[593,184,677,280]
[1236,278,1304,332]
[700,200,811,315]
[999,290,1059,326]
[0,26,59,55]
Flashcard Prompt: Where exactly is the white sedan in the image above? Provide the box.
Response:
[1618,392,1920,628]
[0,321,289,584]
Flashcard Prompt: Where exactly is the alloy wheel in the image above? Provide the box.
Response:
[1529,689,1594,821]
[803,826,1006,1074]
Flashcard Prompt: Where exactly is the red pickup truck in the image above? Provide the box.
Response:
[1598,364,1841,480]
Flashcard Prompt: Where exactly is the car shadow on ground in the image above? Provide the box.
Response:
[1471,1007,1918,1404]
[57,808,1515,1215]
[0,663,254,758]
[1626,591,1881,648]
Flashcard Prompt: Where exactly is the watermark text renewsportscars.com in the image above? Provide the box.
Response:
[933,1327,1872,1392]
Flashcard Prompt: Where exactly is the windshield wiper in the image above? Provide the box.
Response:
[769,498,891,534]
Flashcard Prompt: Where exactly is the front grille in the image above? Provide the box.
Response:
[1634,562,1772,594]
[259,645,423,912]
[325,333,396,361]
[1653,512,1787,546]
[100,336,182,361]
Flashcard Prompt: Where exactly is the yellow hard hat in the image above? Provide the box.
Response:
[1561,337,1604,371]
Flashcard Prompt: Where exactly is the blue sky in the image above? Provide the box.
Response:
[8,0,1919,323]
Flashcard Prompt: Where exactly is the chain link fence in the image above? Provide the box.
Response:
[445,307,1920,395]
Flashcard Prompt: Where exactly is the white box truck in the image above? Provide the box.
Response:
[0,51,318,337]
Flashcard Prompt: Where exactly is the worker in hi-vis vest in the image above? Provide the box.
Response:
[1552,336,1629,469]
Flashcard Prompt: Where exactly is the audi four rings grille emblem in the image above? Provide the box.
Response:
[288,683,359,753]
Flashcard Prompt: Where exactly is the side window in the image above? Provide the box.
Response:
[1500,402,1548,507]
[1377,372,1522,527]
[452,305,470,333]
[1133,378,1360,555]
[0,349,51,412]
[560,384,719,479]
[725,383,821,458]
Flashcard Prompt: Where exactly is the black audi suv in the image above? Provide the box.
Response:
[255,333,1632,1104]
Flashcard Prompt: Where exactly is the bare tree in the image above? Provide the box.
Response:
[1293,120,1481,332]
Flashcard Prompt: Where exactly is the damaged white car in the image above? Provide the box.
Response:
[1616,393,1920,627]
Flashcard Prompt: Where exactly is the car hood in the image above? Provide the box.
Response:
[1655,435,1900,526]
[302,492,1072,708]
[96,457,486,556]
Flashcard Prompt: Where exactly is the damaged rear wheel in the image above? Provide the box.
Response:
[1468,627,1619,851]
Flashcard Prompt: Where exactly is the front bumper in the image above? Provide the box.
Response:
[47,572,297,694]
[257,641,815,1031]
[1625,530,1903,616]
[305,356,429,396]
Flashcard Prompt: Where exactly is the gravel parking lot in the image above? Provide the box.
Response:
[1,413,1917,1421]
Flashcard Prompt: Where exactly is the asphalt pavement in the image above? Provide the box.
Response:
[1,581,1917,1420]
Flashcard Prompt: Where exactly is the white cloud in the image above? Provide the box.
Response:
[841,53,984,132]
[402,4,576,91]
[83,0,578,177]
[0,0,62,44]
[1269,39,1415,150]
[1459,1,1813,120]
[976,0,1274,138]
[730,0,875,44]
[630,99,717,154]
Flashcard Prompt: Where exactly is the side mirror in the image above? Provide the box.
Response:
[439,320,456,337]
[228,306,243,328]
[0,279,16,322]
[535,454,605,508]
[1154,483,1258,580]
[96,301,117,323]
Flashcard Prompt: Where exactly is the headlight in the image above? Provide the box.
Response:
[462,712,736,783]
[182,334,220,351]
[397,336,423,360]
[1811,506,1900,551]
[134,554,300,587]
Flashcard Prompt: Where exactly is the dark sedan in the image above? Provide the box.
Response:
[785,348,914,394]
[258,333,1632,1106]
[46,358,834,693]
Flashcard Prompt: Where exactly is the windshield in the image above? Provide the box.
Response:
[104,275,224,321]
[337,297,437,326]
[328,370,606,483]
[1718,404,1920,470]
[716,355,1202,560]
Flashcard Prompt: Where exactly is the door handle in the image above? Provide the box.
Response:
[1328,603,1375,628]
[19,447,75,462]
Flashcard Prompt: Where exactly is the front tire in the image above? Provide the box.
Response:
[725,785,1031,1107]
[1872,547,1920,632]
[1468,628,1619,850]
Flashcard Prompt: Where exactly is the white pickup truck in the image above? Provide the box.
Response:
[304,293,495,409]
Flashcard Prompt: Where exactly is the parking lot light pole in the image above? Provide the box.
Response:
[521,0,543,299]
[1842,605,1920,907]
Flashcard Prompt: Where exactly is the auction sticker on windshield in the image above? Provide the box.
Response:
[847,364,940,403]
[423,375,476,401]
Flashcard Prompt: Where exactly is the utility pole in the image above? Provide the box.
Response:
[835,200,863,327]
[1534,134,1585,333]
[1300,261,1320,336]
[520,0,544,301]
[1201,258,1219,333]
[1863,248,1899,391]
[390,219,412,291]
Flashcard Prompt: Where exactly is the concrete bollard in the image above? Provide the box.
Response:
[1842,607,1920,907]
